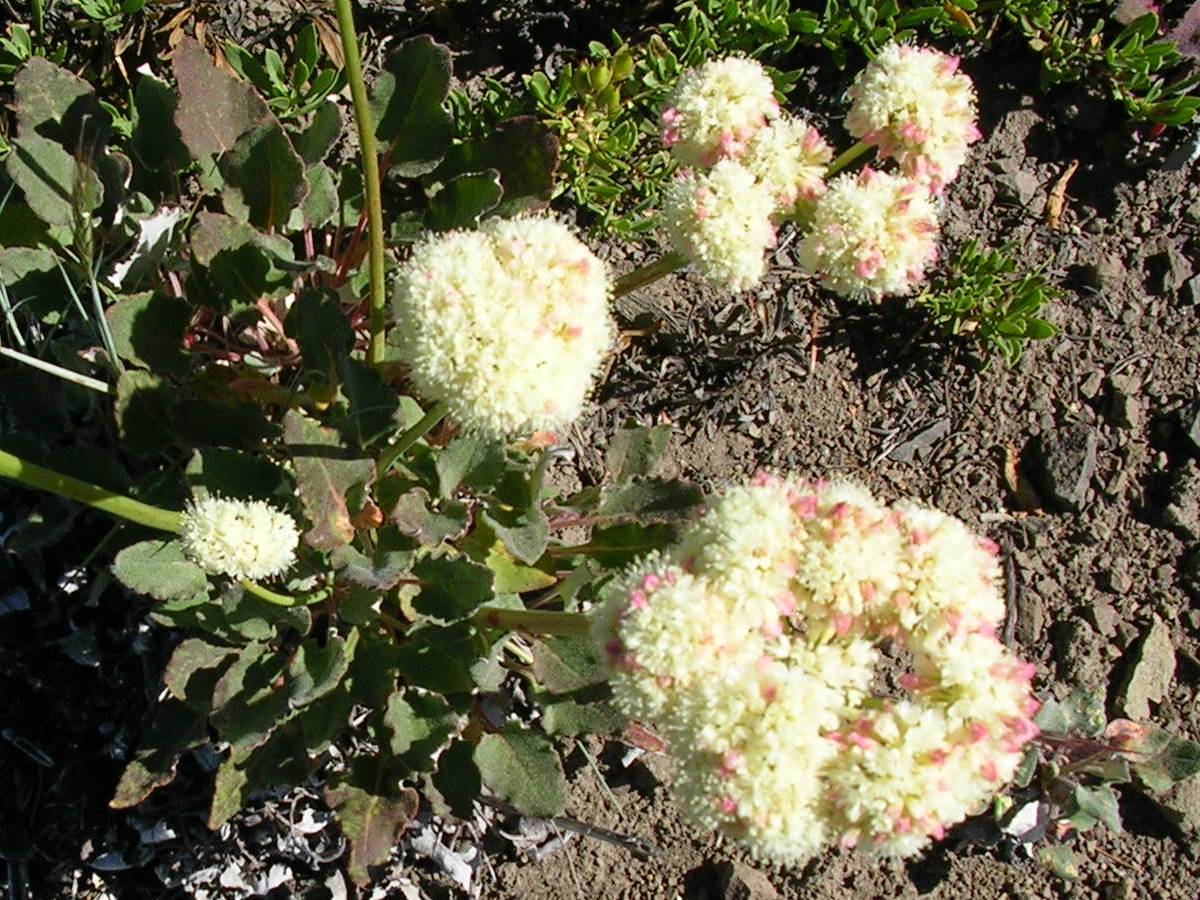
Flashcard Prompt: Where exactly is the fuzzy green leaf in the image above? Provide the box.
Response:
[185,447,294,504]
[370,35,453,177]
[391,488,471,547]
[435,435,506,497]
[289,630,359,708]
[105,291,191,375]
[112,539,208,604]
[109,699,207,808]
[474,725,565,817]
[6,134,103,228]
[531,636,609,693]
[541,694,626,737]
[436,116,559,215]
[604,424,672,483]
[395,622,483,694]
[1072,784,1122,833]
[114,370,175,455]
[427,170,502,231]
[1107,719,1200,792]
[597,478,703,518]
[220,120,308,230]
[294,98,342,165]
[324,779,419,886]
[412,556,494,621]
[431,738,481,819]
[285,288,355,380]
[14,56,108,149]
[163,637,236,704]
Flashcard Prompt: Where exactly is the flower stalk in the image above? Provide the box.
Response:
[825,138,873,178]
[0,448,182,533]
[612,250,689,299]
[377,399,450,475]
[333,0,388,369]
[472,605,592,637]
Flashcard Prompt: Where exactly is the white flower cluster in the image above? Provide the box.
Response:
[180,495,300,581]
[658,45,981,299]
[393,216,614,437]
[659,58,832,292]
[798,168,940,299]
[845,43,981,193]
[597,473,1038,863]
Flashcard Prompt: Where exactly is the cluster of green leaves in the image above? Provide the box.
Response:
[224,24,347,121]
[1003,688,1200,881]
[915,240,1058,366]
[71,0,148,33]
[0,36,704,884]
[1004,2,1200,125]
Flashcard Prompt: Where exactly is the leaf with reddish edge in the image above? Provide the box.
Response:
[1106,718,1200,792]
[284,410,375,549]
[325,774,419,885]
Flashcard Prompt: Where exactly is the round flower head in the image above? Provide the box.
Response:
[742,116,833,217]
[662,160,778,292]
[180,496,300,581]
[393,216,614,437]
[596,473,1039,864]
[797,168,940,299]
[845,43,981,192]
[661,57,779,167]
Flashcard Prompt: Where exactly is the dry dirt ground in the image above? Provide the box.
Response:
[2,3,1200,899]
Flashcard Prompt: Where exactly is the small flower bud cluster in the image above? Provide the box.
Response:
[845,43,981,194]
[180,495,300,581]
[596,474,1037,864]
[659,45,981,299]
[393,216,614,437]
[659,57,832,292]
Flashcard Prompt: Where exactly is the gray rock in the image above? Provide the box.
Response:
[1079,254,1127,293]
[718,861,780,900]
[1182,399,1200,451]
[993,158,1042,208]
[1185,274,1200,305]
[1164,460,1200,540]
[1158,245,1195,294]
[1086,596,1119,637]
[1080,370,1105,400]
[1108,374,1144,430]
[1029,423,1100,511]
[1015,589,1045,644]
[1118,616,1176,720]
[1158,775,1200,833]
[1051,618,1107,688]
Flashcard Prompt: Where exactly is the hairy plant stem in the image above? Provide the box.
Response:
[0,448,182,533]
[612,250,688,299]
[334,0,388,369]
[472,605,592,637]
[825,138,874,178]
[377,400,450,475]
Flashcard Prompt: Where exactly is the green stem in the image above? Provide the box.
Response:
[825,139,874,179]
[0,448,182,533]
[30,0,43,39]
[377,400,449,475]
[333,0,388,369]
[472,605,592,637]
[612,250,688,299]
[0,346,111,394]
[239,578,298,607]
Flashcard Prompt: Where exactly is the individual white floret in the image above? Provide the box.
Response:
[180,495,300,581]
[393,216,614,437]
[661,57,780,166]
[845,43,981,192]
[742,116,833,216]
[797,168,940,299]
[663,161,778,292]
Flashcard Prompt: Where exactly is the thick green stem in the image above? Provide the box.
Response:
[472,605,592,637]
[377,400,449,475]
[612,250,688,299]
[334,0,388,369]
[826,139,874,179]
[31,0,44,38]
[0,448,182,533]
[239,579,299,607]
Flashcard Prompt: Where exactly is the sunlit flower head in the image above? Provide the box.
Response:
[742,116,833,216]
[845,43,981,192]
[661,57,780,167]
[393,216,614,437]
[597,473,1038,863]
[180,495,300,581]
[662,160,778,292]
[797,168,940,299]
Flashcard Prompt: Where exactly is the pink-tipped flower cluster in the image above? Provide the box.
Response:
[845,43,981,193]
[658,44,982,299]
[596,474,1038,863]
[659,58,832,292]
